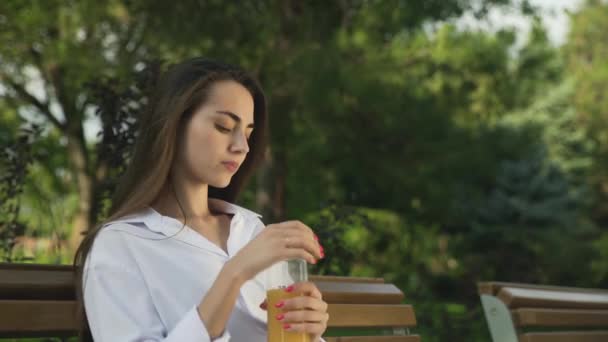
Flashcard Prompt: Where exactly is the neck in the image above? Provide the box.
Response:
[152,173,214,221]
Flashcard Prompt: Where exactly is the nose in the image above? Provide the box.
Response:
[230,130,250,154]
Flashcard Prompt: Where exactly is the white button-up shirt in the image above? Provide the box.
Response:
[83,198,316,341]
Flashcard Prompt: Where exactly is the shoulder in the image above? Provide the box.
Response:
[85,209,162,268]
[100,207,167,238]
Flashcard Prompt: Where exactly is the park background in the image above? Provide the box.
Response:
[1,0,607,341]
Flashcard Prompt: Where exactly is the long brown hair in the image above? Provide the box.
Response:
[73,57,268,341]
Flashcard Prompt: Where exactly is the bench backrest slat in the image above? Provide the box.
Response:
[0,263,419,340]
[0,264,74,300]
[310,275,385,283]
[498,287,608,310]
[518,331,608,342]
[315,281,404,304]
[513,308,608,327]
[478,282,608,297]
[327,304,416,327]
[0,300,76,338]
[325,336,421,342]
[479,281,608,342]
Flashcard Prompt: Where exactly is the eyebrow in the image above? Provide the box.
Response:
[216,111,255,128]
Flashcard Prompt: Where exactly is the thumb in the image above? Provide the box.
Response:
[259,300,268,310]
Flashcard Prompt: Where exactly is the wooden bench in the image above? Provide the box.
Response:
[0,263,419,341]
[478,281,608,342]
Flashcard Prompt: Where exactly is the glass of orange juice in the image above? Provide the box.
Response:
[266,259,310,342]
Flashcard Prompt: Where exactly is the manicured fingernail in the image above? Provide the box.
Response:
[260,302,267,309]
[314,234,319,241]
[276,313,284,320]
[274,300,285,308]
[285,285,294,293]
[283,323,291,329]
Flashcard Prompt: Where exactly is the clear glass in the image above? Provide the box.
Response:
[266,259,310,342]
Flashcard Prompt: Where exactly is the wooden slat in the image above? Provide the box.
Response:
[513,308,608,327]
[519,331,608,342]
[325,336,420,342]
[315,281,404,304]
[498,287,608,310]
[0,301,419,337]
[0,264,418,339]
[0,263,389,300]
[478,281,608,296]
[310,275,385,283]
[327,304,416,328]
[0,263,74,300]
[0,300,77,337]
[0,263,72,272]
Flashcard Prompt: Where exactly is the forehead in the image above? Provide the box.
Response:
[205,80,254,123]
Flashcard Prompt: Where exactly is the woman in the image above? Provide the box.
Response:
[74,57,329,341]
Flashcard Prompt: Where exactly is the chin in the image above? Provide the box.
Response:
[209,177,232,189]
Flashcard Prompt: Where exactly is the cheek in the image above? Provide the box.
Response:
[182,126,222,167]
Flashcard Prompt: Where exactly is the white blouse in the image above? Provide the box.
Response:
[83,198,317,341]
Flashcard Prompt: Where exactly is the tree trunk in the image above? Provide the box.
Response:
[261,0,297,222]
[66,130,93,252]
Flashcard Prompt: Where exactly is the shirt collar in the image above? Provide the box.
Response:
[208,198,263,219]
[107,198,262,238]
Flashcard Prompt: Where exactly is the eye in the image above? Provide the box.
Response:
[215,124,232,133]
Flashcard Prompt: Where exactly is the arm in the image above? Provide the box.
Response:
[196,259,246,338]
[84,229,235,341]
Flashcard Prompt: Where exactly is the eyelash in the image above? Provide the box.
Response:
[216,124,252,140]
[215,124,232,133]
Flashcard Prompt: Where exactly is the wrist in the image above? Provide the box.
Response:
[223,257,249,285]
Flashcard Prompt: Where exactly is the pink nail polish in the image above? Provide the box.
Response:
[274,301,285,308]
[285,285,294,293]
[283,323,291,329]
[276,313,284,320]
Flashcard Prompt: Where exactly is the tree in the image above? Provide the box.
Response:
[565,0,608,222]
[0,0,151,249]
[0,0,520,253]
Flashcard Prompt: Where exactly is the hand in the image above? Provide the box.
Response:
[230,220,325,281]
[260,282,329,342]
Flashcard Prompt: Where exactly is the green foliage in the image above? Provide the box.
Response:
[565,0,608,224]
[0,124,41,262]
[2,0,608,341]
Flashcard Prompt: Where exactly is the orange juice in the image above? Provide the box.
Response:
[266,288,311,342]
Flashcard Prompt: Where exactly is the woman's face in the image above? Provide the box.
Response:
[174,80,255,188]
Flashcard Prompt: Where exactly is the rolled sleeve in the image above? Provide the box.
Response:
[166,306,230,341]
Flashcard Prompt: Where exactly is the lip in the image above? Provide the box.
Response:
[222,161,239,172]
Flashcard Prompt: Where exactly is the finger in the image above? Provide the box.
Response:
[274,220,316,237]
[283,248,318,264]
[290,281,323,300]
[279,310,328,324]
[280,228,323,260]
[282,322,327,335]
[282,295,328,313]
[275,220,322,253]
